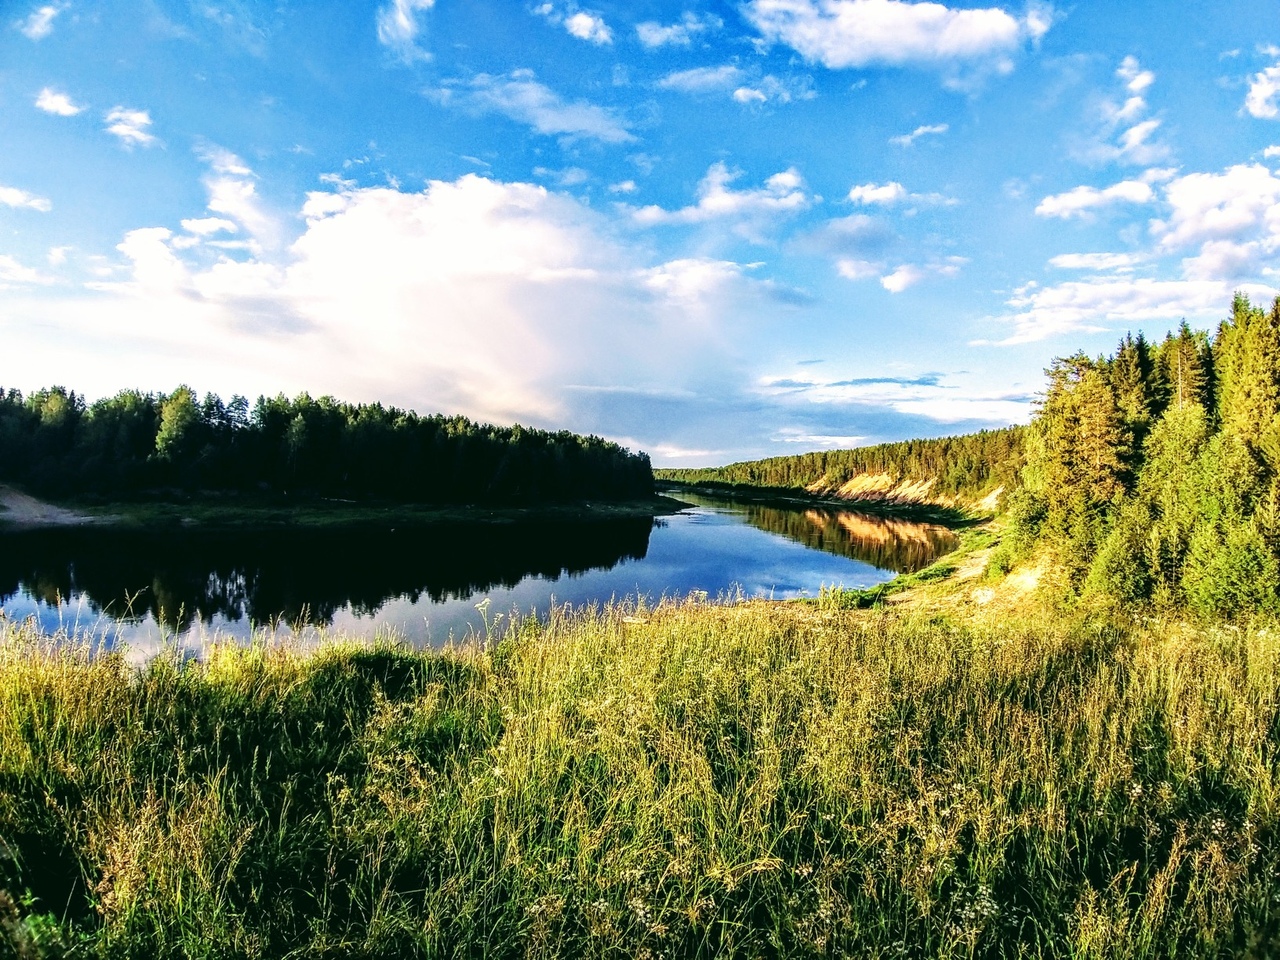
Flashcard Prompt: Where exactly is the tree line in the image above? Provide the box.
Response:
[0,387,653,504]
[657,427,1024,502]
[999,294,1280,617]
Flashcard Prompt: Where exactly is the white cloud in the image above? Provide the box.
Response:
[180,217,238,236]
[104,106,157,147]
[47,246,70,266]
[657,66,810,105]
[743,0,1052,82]
[17,4,60,40]
[0,184,52,212]
[0,254,51,287]
[1048,252,1142,271]
[35,87,83,116]
[609,180,637,194]
[848,181,907,205]
[1265,146,1280,159]
[890,123,948,146]
[564,11,611,44]
[1086,57,1170,167]
[17,175,786,440]
[630,163,811,233]
[636,13,721,48]
[879,257,965,292]
[1117,55,1154,94]
[1034,179,1154,219]
[376,0,435,61]
[431,71,634,144]
[193,146,278,248]
[656,65,746,93]
[760,374,1031,424]
[1246,52,1280,119]
[836,258,880,280]
[991,278,1250,344]
[1153,163,1280,252]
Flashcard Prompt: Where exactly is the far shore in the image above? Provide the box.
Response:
[0,485,690,533]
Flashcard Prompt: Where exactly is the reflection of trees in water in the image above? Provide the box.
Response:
[704,498,957,573]
[0,520,654,631]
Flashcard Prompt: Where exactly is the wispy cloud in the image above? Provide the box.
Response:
[35,87,83,116]
[104,106,157,147]
[890,123,948,147]
[0,184,52,212]
[430,71,634,144]
[630,162,811,233]
[376,0,434,62]
[636,12,721,49]
[656,65,811,105]
[17,4,62,40]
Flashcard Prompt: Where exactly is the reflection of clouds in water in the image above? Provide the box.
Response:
[1,501,952,656]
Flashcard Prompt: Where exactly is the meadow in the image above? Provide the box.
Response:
[2,595,1277,958]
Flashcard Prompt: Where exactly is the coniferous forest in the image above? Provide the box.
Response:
[0,388,653,504]
[999,294,1280,617]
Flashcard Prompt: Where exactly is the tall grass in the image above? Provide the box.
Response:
[1,601,1279,957]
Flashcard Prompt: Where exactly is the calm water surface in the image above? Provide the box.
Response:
[0,493,956,657]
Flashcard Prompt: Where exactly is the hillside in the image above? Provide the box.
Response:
[657,427,1024,511]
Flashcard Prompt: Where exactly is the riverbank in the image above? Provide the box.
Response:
[0,484,688,532]
[656,479,981,526]
[2,589,1277,958]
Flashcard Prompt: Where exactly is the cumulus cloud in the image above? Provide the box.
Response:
[180,217,238,236]
[890,123,948,146]
[564,11,611,44]
[636,12,721,48]
[17,175,794,451]
[848,181,907,205]
[1246,50,1280,119]
[35,87,83,116]
[104,106,157,147]
[743,0,1052,84]
[376,0,435,61]
[629,162,811,235]
[1034,179,1155,219]
[431,71,634,144]
[17,4,61,40]
[0,184,52,212]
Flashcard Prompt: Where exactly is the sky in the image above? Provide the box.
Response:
[3,0,1280,466]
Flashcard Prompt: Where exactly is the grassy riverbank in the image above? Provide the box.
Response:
[3,598,1279,958]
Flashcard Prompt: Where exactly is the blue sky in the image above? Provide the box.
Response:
[3,0,1280,465]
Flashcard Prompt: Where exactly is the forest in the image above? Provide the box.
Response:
[996,293,1280,617]
[657,426,1024,502]
[0,388,653,505]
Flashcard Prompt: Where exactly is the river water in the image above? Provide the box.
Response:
[0,493,956,657]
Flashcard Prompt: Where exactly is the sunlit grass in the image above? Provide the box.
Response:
[1,601,1278,957]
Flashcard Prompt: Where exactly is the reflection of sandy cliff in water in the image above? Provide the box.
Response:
[727,500,956,574]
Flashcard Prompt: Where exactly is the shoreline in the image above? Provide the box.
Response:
[0,485,690,533]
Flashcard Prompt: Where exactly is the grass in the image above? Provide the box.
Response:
[2,599,1280,958]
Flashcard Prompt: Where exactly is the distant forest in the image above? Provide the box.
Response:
[658,428,1025,502]
[0,388,653,504]
[999,294,1280,617]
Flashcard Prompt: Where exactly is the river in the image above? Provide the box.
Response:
[0,492,957,658]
